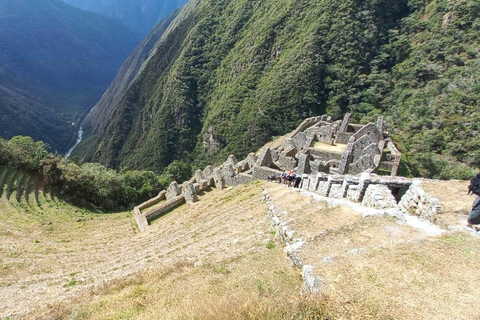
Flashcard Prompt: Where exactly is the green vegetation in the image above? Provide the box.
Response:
[83,0,480,179]
[0,0,140,152]
[0,136,190,210]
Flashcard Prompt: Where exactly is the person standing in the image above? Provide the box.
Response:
[467,173,480,229]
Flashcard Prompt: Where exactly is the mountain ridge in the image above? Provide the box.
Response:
[61,0,188,34]
[0,0,141,152]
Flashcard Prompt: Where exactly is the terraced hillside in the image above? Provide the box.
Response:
[1,172,479,319]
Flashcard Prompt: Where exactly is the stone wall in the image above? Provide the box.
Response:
[335,132,354,144]
[252,166,282,181]
[133,113,404,231]
[308,148,343,161]
[362,184,398,210]
[398,181,441,220]
[144,195,186,221]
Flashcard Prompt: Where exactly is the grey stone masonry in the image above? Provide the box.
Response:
[233,172,253,186]
[194,169,205,183]
[282,139,297,156]
[398,181,441,220]
[235,160,249,173]
[203,165,213,179]
[300,174,312,191]
[329,183,343,198]
[256,147,274,167]
[277,154,297,171]
[338,136,355,174]
[183,181,198,204]
[252,166,282,181]
[339,112,351,132]
[271,149,279,162]
[297,153,311,175]
[134,207,148,232]
[221,164,236,186]
[144,195,186,221]
[292,132,309,150]
[246,152,258,169]
[346,172,371,202]
[137,190,166,211]
[339,176,359,199]
[225,155,238,166]
[133,114,405,232]
[213,168,226,190]
[377,115,385,134]
[166,181,181,200]
[362,184,397,210]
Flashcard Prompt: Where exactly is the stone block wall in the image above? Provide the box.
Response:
[398,182,441,220]
[252,166,282,181]
[335,132,354,144]
[362,184,398,209]
[144,195,186,221]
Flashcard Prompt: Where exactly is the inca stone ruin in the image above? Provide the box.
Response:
[133,114,437,233]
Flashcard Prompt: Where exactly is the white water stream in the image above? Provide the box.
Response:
[65,106,95,158]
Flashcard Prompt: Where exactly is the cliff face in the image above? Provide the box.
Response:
[81,0,480,179]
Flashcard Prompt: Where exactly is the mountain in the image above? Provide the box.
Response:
[0,0,141,152]
[61,0,188,34]
[72,8,181,158]
[78,0,480,179]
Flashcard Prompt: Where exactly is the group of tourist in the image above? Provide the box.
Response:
[267,170,302,188]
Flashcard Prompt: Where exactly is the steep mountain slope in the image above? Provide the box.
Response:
[73,9,180,158]
[81,0,480,178]
[0,0,140,152]
[82,0,409,172]
[61,0,188,34]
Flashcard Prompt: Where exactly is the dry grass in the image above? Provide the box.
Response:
[318,232,480,320]
[421,179,473,226]
[39,247,323,320]
[3,179,480,320]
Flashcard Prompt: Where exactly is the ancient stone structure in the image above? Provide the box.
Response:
[134,114,406,231]
[267,114,402,176]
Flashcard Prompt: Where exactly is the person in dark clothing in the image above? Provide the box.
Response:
[294,175,302,188]
[467,195,480,228]
[467,173,480,229]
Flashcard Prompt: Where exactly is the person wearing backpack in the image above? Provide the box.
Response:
[467,173,480,229]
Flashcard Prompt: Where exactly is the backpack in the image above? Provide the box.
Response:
[468,173,480,195]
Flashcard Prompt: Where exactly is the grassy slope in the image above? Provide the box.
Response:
[2,168,480,319]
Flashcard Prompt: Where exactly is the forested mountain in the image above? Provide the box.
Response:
[73,9,180,158]
[61,0,188,34]
[0,0,140,152]
[78,0,480,179]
